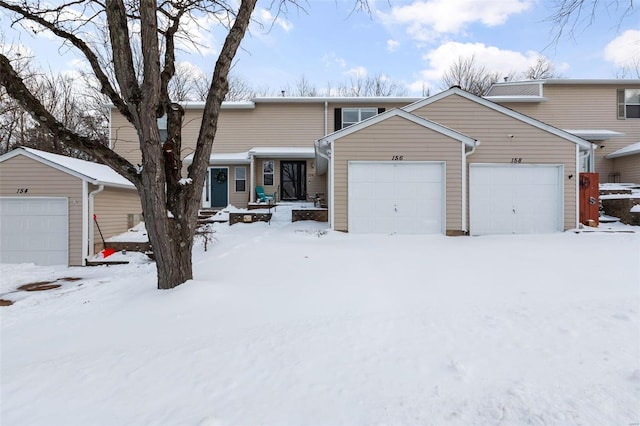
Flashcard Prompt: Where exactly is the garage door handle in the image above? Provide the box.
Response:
[512,207,516,214]
[394,204,398,213]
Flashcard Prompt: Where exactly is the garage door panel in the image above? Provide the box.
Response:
[0,198,68,265]
[470,165,562,235]
[348,162,444,234]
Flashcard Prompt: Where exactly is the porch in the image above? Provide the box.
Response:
[188,147,326,210]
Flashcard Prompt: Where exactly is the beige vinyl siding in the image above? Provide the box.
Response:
[0,156,84,265]
[110,101,416,165]
[92,186,141,254]
[612,155,640,183]
[499,83,640,182]
[333,115,463,232]
[229,165,250,207]
[411,94,577,230]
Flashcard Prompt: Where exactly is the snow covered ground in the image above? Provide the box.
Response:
[1,203,639,425]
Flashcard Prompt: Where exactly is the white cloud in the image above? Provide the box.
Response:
[258,9,293,32]
[604,30,640,68]
[379,0,531,40]
[174,14,221,56]
[410,41,542,92]
[345,66,368,79]
[387,39,400,52]
[321,53,347,69]
[0,42,34,60]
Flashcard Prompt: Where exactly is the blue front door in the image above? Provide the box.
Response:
[210,168,228,207]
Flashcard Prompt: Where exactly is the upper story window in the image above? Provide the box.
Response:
[617,89,640,119]
[157,115,168,142]
[334,107,384,130]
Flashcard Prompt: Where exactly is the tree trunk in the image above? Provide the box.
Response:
[139,179,195,289]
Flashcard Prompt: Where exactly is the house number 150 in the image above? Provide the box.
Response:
[391,155,404,161]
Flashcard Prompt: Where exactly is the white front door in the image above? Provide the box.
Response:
[0,197,69,265]
[348,162,444,234]
[469,164,563,235]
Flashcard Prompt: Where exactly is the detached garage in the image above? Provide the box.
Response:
[0,147,141,266]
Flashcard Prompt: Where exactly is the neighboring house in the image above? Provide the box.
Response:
[109,97,417,209]
[315,87,591,235]
[0,147,141,266]
[485,79,640,183]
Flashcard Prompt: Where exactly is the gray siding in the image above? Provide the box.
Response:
[333,115,464,232]
[411,94,578,230]
[0,155,84,265]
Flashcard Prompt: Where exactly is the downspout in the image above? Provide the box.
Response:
[88,184,104,259]
[250,153,255,203]
[108,108,112,149]
[324,101,328,136]
[462,140,479,234]
[82,181,88,265]
[315,140,333,229]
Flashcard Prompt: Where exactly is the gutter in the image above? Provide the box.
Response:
[462,140,480,234]
[88,184,104,259]
[314,140,333,229]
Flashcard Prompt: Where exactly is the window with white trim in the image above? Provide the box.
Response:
[617,89,640,119]
[342,107,378,128]
[157,114,168,142]
[235,167,246,192]
[263,160,274,186]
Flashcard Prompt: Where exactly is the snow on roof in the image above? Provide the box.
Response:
[1,147,134,189]
[563,130,624,141]
[183,151,251,165]
[249,147,316,158]
[606,142,640,159]
[183,147,316,164]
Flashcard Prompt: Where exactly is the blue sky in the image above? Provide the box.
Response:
[1,0,639,96]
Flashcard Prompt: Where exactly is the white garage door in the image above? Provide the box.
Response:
[0,197,68,265]
[348,162,444,234]
[470,164,563,235]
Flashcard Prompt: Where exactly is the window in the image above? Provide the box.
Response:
[617,89,640,119]
[334,107,384,130]
[263,160,274,185]
[157,115,168,142]
[342,107,378,128]
[235,167,246,192]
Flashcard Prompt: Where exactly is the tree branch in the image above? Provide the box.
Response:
[105,0,141,113]
[0,0,132,123]
[0,53,139,184]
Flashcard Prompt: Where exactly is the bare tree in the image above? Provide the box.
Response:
[0,0,259,289]
[0,47,106,155]
[224,73,258,100]
[522,57,561,80]
[547,1,636,43]
[292,75,318,97]
[617,57,640,78]
[0,0,369,289]
[336,73,407,97]
[440,55,502,96]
